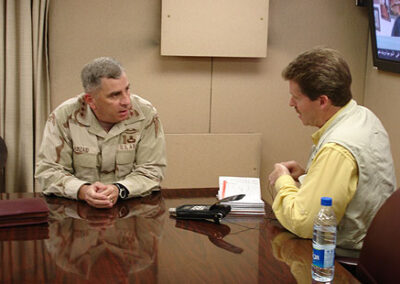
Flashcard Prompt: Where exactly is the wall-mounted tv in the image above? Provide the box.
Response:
[368,0,400,74]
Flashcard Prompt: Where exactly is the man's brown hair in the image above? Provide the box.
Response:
[282,47,352,106]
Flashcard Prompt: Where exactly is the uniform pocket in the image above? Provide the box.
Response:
[116,150,135,177]
[73,153,97,167]
[73,152,97,180]
[116,150,135,164]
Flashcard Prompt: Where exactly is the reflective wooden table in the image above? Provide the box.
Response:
[0,189,358,283]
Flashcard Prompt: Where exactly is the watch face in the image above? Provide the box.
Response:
[119,187,128,199]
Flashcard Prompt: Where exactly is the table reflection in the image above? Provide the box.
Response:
[174,219,243,254]
[0,190,358,283]
[266,220,358,284]
[44,193,166,281]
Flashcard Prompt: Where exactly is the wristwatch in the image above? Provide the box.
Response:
[114,183,129,200]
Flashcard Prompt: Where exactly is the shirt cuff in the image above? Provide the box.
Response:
[65,179,91,200]
[274,174,296,192]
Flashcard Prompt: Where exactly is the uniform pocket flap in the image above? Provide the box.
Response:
[116,151,135,165]
[73,153,97,168]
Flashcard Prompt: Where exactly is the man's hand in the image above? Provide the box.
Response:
[269,163,290,186]
[78,182,118,208]
[97,184,119,206]
[280,160,305,181]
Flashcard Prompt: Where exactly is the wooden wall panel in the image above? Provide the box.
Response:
[161,0,268,57]
[162,134,261,188]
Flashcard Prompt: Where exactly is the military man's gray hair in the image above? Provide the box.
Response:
[81,57,124,93]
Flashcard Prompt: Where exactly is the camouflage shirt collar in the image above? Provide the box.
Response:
[75,93,145,128]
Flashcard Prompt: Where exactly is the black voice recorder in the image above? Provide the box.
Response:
[169,194,245,223]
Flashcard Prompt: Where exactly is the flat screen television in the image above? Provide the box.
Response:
[368,0,400,73]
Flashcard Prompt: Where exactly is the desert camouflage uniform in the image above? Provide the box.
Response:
[35,93,166,200]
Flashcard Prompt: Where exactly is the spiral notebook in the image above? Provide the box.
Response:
[218,176,265,216]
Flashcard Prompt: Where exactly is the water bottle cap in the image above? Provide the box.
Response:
[321,197,332,206]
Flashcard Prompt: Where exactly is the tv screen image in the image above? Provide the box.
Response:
[369,0,400,73]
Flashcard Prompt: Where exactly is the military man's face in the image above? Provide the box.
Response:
[87,72,132,125]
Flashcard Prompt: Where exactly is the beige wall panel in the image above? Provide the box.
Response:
[161,0,268,57]
[364,40,400,182]
[48,0,211,133]
[162,134,261,188]
[210,0,370,202]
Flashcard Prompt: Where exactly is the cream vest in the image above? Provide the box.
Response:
[307,100,396,253]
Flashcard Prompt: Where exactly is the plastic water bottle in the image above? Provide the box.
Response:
[311,197,337,282]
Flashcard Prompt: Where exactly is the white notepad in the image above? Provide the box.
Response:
[218,176,265,215]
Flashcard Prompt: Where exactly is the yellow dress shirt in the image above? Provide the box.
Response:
[272,107,358,238]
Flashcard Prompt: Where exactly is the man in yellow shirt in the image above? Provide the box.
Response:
[268,47,396,257]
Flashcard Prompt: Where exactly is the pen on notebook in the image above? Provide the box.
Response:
[222,180,227,199]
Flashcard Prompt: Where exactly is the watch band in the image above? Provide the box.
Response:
[114,183,129,200]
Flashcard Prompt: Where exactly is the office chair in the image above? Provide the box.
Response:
[0,137,7,192]
[338,188,400,283]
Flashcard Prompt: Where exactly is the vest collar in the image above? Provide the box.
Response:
[311,100,356,145]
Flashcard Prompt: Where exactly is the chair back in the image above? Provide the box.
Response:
[356,188,400,284]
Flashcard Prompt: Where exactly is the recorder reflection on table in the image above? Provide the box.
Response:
[175,219,243,254]
[169,194,245,223]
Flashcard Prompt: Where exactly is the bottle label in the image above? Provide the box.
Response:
[312,245,335,268]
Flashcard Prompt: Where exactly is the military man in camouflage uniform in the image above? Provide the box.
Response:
[35,57,166,208]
